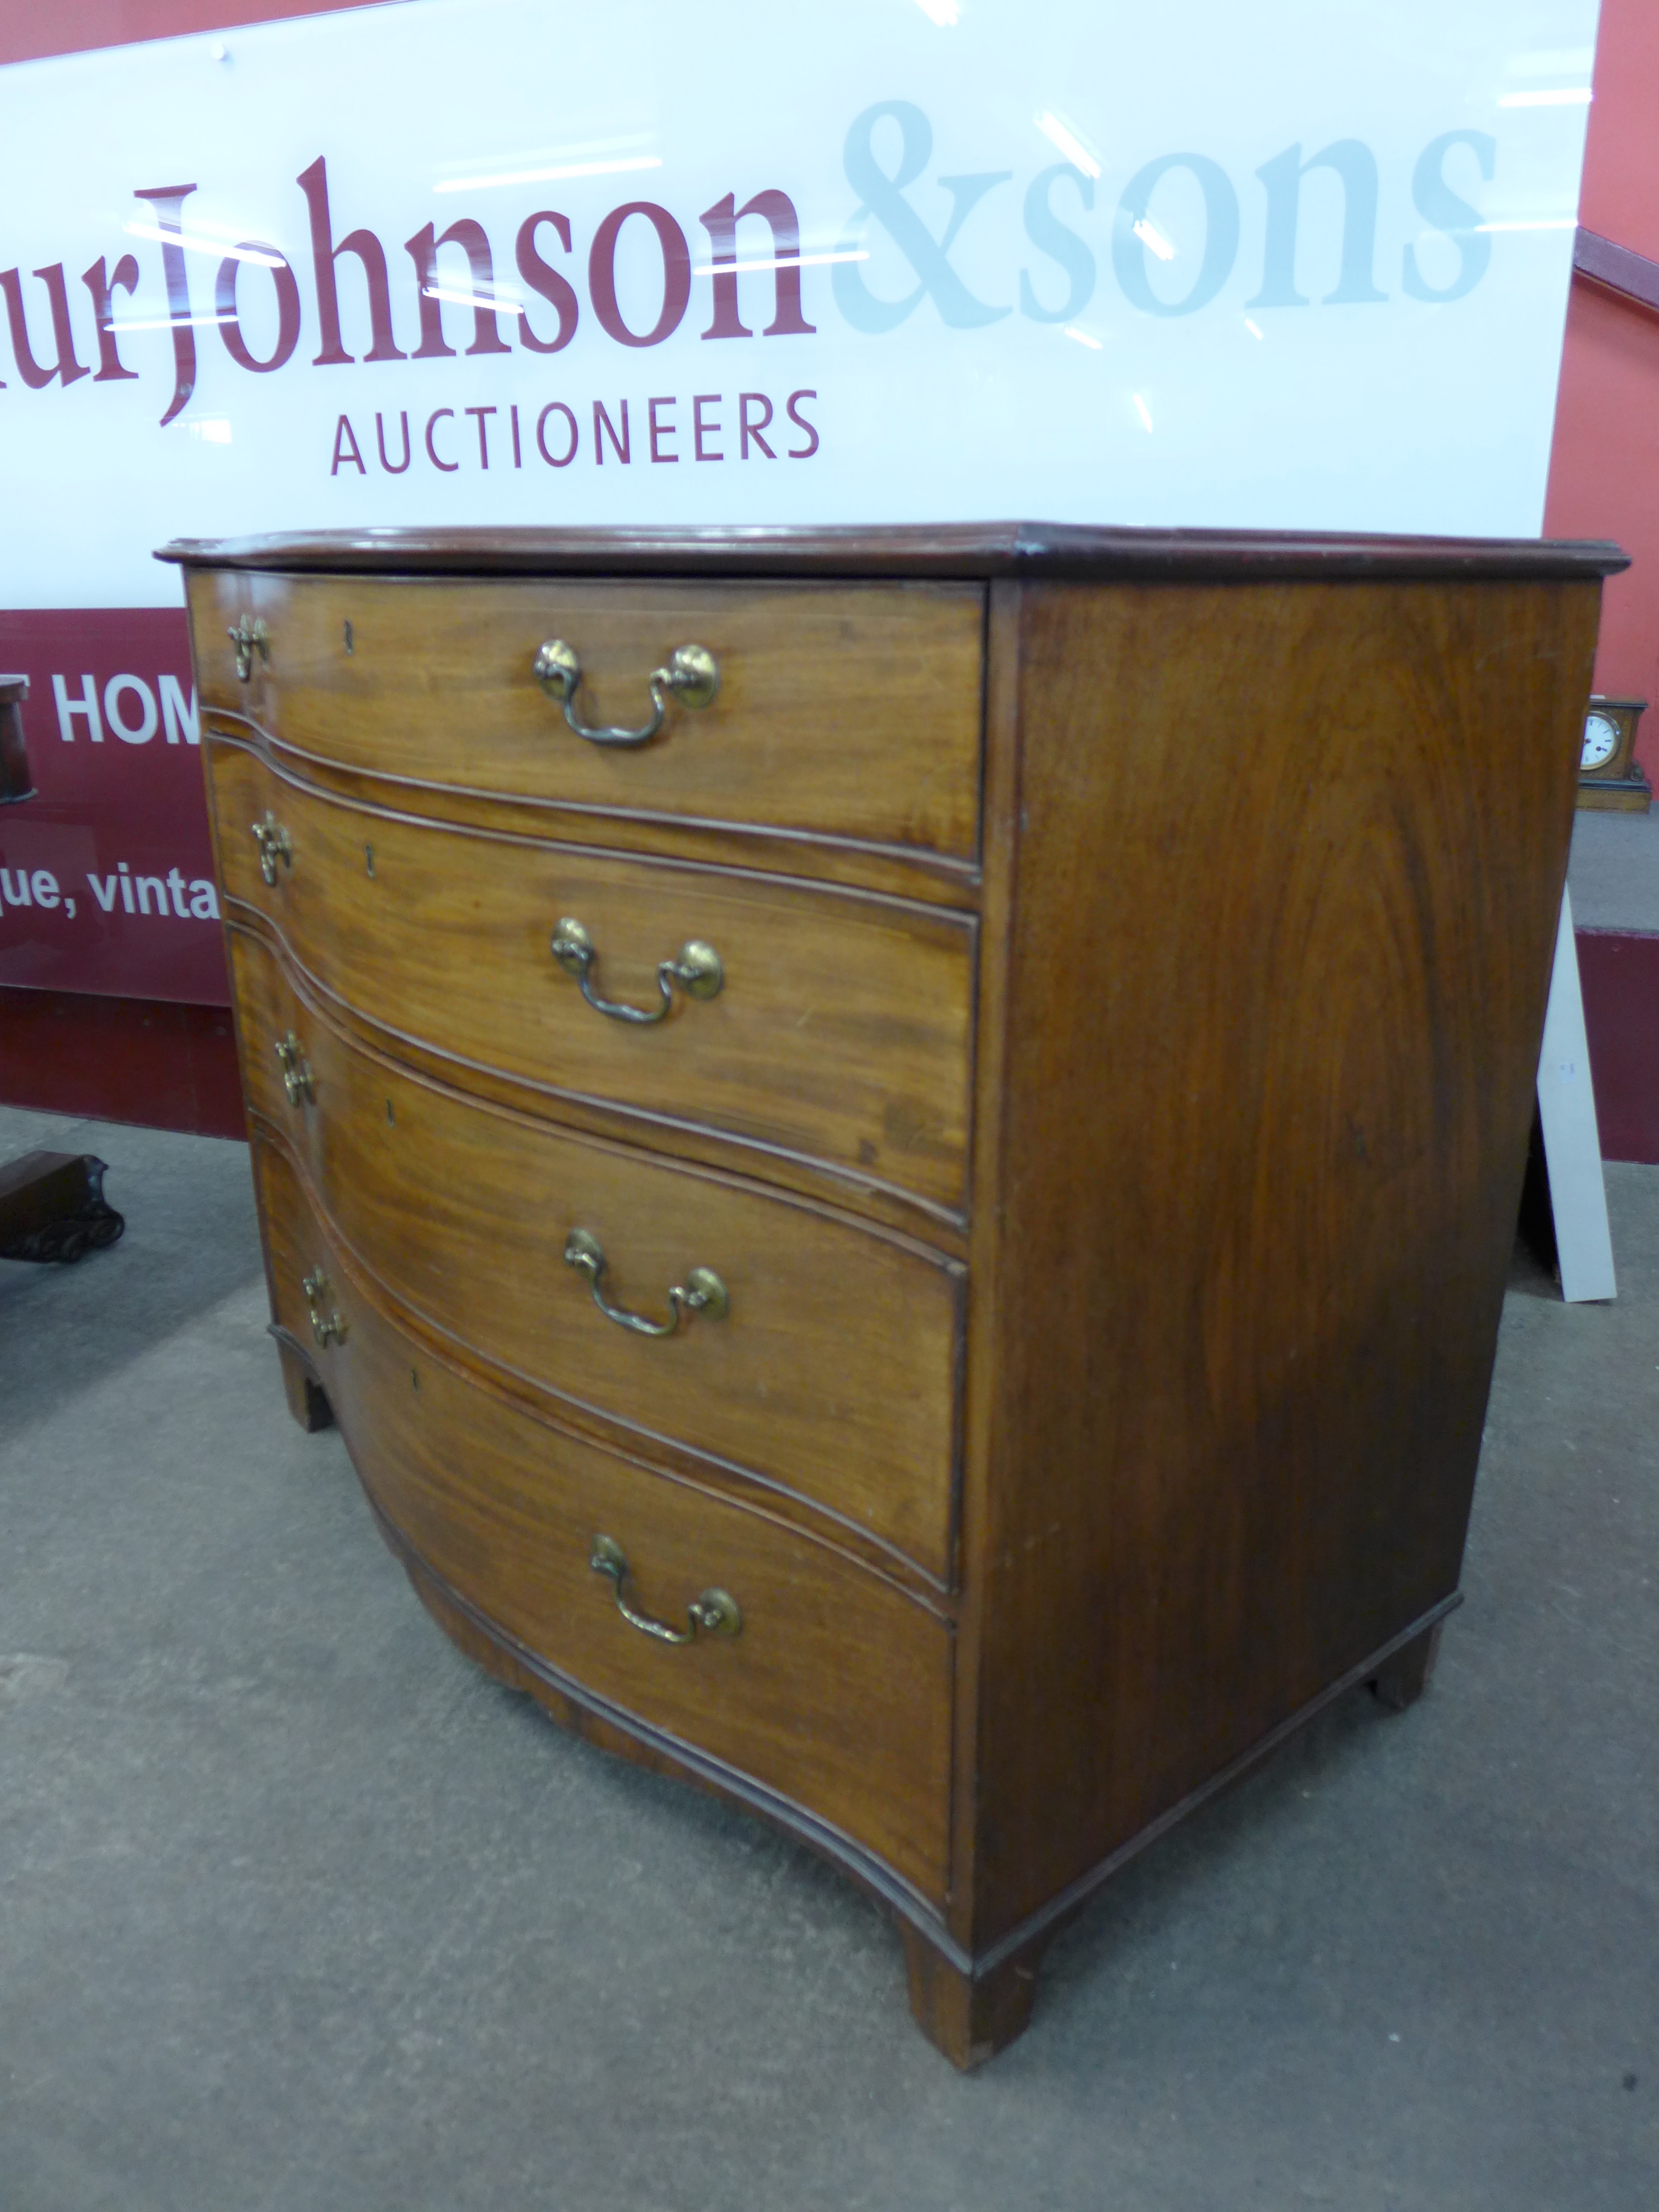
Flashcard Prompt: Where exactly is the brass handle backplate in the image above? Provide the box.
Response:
[300,1266,347,1348]
[274,1032,314,1107]
[551,916,722,1025]
[533,638,718,747]
[227,616,269,682]
[563,1227,728,1338]
[251,811,292,886]
[590,1533,740,1644]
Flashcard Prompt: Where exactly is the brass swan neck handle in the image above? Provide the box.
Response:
[273,1032,315,1107]
[589,1535,741,1644]
[534,638,719,748]
[250,811,292,885]
[300,1267,347,1348]
[550,916,722,1025]
[227,615,269,682]
[563,1228,728,1338]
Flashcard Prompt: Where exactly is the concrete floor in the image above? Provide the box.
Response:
[1,1104,1655,2212]
[1569,808,1659,932]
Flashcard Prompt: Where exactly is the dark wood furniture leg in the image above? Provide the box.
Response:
[0,1151,125,1264]
[1369,1622,1444,1712]
[276,1337,335,1432]
[900,1925,1047,2070]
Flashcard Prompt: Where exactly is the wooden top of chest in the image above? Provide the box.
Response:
[156,521,1627,585]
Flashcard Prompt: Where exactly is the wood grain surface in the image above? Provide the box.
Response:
[230,925,964,1582]
[957,575,1602,1946]
[255,1134,954,1903]
[186,528,1615,2068]
[214,573,985,862]
[207,738,976,1215]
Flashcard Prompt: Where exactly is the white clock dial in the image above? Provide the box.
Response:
[1581,712,1620,771]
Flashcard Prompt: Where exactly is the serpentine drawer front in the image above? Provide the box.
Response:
[229,927,962,1583]
[236,574,985,862]
[171,522,1621,2068]
[255,1138,953,1903]
[208,738,975,1218]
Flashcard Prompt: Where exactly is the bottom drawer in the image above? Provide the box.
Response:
[254,1136,954,1904]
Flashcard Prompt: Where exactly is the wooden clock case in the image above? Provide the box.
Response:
[1578,694,1652,811]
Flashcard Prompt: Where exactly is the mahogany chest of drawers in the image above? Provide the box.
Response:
[163,523,1619,2066]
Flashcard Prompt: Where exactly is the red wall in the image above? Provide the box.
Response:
[1577,0,1659,260]
[1544,0,1659,780]
[1540,0,1659,1168]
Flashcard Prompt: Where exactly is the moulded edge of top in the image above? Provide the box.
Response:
[153,522,1630,584]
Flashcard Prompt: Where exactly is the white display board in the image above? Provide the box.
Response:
[1538,888,1618,1302]
[0,0,1600,609]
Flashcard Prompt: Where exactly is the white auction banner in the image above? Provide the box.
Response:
[0,0,1601,611]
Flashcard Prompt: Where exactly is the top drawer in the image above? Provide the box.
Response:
[197,575,985,863]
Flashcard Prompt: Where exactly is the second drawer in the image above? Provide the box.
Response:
[210,740,976,1219]
[234,928,964,1583]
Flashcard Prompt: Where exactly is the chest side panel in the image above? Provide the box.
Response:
[962,574,1601,1942]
